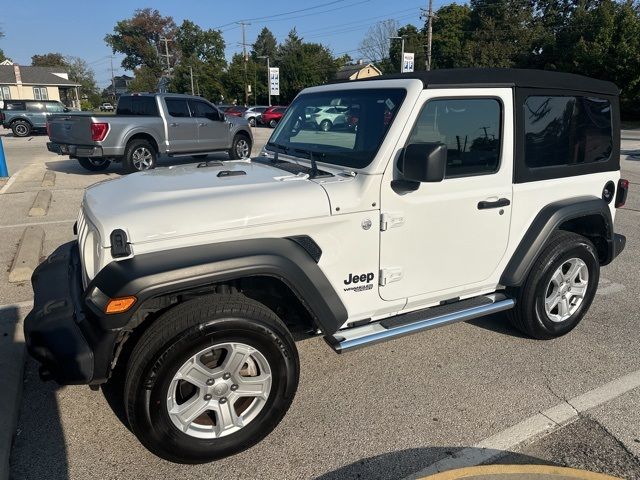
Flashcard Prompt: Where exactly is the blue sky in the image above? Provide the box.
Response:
[0,0,428,88]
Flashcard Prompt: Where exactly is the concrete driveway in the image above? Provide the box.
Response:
[2,128,639,480]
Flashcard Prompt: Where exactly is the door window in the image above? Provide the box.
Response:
[165,98,191,118]
[189,100,220,121]
[26,102,45,112]
[408,98,502,178]
[45,102,65,113]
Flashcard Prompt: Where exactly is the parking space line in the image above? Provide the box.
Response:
[405,368,640,479]
[0,219,75,229]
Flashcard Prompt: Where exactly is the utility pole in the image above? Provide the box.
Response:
[159,37,173,72]
[189,66,195,95]
[258,56,271,106]
[109,55,116,101]
[238,22,251,106]
[422,0,435,70]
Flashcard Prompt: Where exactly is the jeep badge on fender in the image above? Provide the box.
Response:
[24,69,627,464]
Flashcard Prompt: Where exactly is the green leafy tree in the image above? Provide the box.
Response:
[31,53,66,67]
[170,20,227,100]
[105,8,177,91]
[251,27,278,61]
[390,24,427,72]
[430,3,473,68]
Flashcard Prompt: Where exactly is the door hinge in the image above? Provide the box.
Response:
[379,267,403,286]
[380,212,405,231]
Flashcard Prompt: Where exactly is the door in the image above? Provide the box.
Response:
[189,100,229,151]
[25,102,46,128]
[164,97,199,152]
[379,89,514,301]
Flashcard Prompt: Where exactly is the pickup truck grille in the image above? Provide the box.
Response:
[77,208,100,288]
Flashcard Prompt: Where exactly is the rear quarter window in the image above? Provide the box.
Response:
[524,96,612,168]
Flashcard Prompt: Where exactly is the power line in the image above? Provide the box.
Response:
[214,0,353,29]
[300,7,421,36]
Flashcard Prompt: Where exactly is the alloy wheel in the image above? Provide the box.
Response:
[131,147,153,170]
[544,258,589,322]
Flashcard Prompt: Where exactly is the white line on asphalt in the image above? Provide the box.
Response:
[0,168,20,194]
[0,219,75,230]
[405,368,640,479]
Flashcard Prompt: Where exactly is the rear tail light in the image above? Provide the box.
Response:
[615,179,629,208]
[90,122,109,142]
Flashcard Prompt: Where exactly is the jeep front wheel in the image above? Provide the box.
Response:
[124,294,299,463]
[508,231,599,339]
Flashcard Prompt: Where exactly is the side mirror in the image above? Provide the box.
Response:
[63,107,70,113]
[401,142,447,183]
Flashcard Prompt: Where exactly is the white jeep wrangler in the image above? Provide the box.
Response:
[25,68,628,463]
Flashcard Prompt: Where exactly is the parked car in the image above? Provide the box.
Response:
[25,69,627,464]
[224,106,248,118]
[243,106,269,127]
[306,105,349,131]
[46,93,253,173]
[100,102,115,112]
[261,105,287,128]
[0,99,73,137]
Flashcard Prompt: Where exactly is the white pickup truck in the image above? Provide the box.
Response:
[47,93,253,173]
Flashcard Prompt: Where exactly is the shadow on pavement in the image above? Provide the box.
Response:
[9,356,69,480]
[620,149,640,160]
[466,312,530,339]
[315,447,556,480]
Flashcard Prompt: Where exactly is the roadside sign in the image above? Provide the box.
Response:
[269,67,280,96]
[402,53,415,73]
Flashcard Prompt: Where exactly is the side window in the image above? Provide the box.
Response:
[45,102,64,113]
[26,102,45,112]
[524,96,612,168]
[408,98,502,178]
[165,98,191,118]
[190,100,220,121]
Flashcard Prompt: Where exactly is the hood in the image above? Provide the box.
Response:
[83,160,330,247]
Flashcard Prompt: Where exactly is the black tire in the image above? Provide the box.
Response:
[319,119,332,132]
[124,294,299,464]
[508,231,599,339]
[123,139,157,173]
[228,134,252,160]
[269,119,278,128]
[248,117,256,127]
[11,120,32,137]
[77,157,111,172]
[192,154,209,159]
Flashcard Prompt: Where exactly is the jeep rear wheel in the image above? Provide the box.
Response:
[124,294,299,463]
[11,120,32,137]
[508,231,599,339]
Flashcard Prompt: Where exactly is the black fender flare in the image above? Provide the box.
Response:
[500,196,614,287]
[86,238,348,335]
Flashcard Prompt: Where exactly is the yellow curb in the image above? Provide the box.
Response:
[421,465,621,480]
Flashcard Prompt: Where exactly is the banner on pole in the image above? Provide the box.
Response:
[402,53,415,73]
[269,67,280,96]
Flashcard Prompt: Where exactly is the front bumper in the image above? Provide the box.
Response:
[24,241,119,385]
[47,142,104,158]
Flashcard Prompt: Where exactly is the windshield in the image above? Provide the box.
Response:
[267,88,406,169]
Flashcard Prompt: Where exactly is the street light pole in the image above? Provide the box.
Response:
[258,55,271,106]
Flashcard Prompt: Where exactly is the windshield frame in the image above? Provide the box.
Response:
[266,88,407,170]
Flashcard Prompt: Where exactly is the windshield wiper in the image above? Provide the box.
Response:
[292,148,324,179]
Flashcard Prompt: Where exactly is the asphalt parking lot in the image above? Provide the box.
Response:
[1,128,639,480]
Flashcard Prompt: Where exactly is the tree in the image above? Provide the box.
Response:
[276,29,338,103]
[251,27,278,60]
[430,4,473,69]
[358,19,400,67]
[31,53,66,67]
[389,24,426,73]
[170,20,227,99]
[105,8,177,90]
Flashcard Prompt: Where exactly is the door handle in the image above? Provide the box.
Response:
[169,122,179,127]
[478,198,511,210]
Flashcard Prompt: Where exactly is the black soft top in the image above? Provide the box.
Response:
[354,68,619,96]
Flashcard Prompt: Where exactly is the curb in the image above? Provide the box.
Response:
[421,464,621,479]
[0,168,20,195]
[8,226,45,283]
[28,190,52,217]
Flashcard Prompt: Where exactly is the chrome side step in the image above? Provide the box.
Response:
[325,294,515,353]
